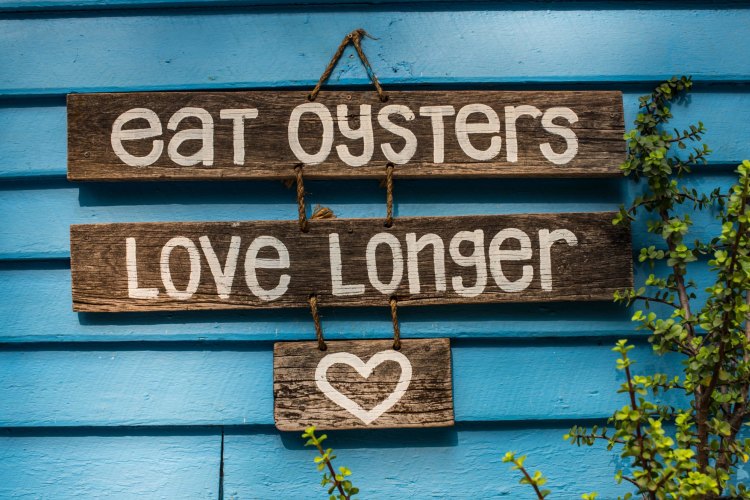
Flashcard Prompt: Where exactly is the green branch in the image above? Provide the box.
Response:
[302,426,359,499]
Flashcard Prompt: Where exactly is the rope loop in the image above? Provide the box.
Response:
[389,296,401,351]
[308,28,387,103]
[309,294,327,351]
[385,163,394,227]
[294,165,309,232]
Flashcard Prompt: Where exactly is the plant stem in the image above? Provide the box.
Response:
[711,183,750,478]
[313,441,349,500]
[619,475,649,500]
[656,208,699,359]
[515,463,546,500]
[589,435,626,445]
[659,209,696,338]
[623,354,657,500]
[698,179,749,472]
[632,295,680,309]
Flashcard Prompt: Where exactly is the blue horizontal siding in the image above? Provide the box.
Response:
[2,90,747,179]
[3,0,746,13]
[0,341,681,426]
[1,7,750,96]
[0,0,543,11]
[4,0,750,12]
[0,257,700,342]
[224,423,750,498]
[0,429,220,498]
[3,0,485,11]
[0,3,746,498]
[0,263,638,342]
[221,423,631,498]
[0,178,623,260]
[0,173,737,260]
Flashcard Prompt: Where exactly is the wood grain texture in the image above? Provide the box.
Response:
[67,90,624,180]
[70,213,633,312]
[274,338,453,430]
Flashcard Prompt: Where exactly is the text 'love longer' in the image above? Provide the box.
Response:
[70,213,633,312]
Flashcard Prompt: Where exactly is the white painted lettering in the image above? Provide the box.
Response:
[540,107,579,165]
[126,237,159,299]
[244,236,291,301]
[538,229,578,290]
[329,233,365,296]
[366,233,403,295]
[288,103,334,164]
[488,228,533,292]
[455,104,502,161]
[111,108,164,167]
[449,230,487,298]
[406,233,446,294]
[378,104,417,165]
[199,235,241,300]
[167,107,215,166]
[504,105,542,162]
[419,105,455,163]
[336,104,374,167]
[160,236,201,300]
[219,108,259,165]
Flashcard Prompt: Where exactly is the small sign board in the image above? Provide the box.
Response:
[70,213,632,312]
[67,90,624,180]
[274,338,453,430]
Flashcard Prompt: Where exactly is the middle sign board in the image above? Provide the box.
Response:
[70,212,632,312]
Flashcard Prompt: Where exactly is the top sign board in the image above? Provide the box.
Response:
[67,90,624,181]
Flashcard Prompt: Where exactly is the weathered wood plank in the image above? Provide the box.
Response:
[70,213,633,312]
[274,338,453,430]
[6,91,750,180]
[67,91,624,180]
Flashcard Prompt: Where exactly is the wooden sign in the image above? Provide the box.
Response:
[70,212,632,312]
[274,338,453,430]
[67,90,624,180]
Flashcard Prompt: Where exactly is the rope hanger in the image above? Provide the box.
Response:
[294,28,395,232]
[310,294,402,352]
[299,28,400,351]
[307,28,388,103]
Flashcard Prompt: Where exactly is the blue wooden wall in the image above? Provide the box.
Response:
[1,1,749,497]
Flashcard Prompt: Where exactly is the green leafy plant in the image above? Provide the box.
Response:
[506,76,750,498]
[502,452,552,498]
[302,426,359,499]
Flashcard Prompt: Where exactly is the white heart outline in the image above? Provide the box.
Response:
[315,350,412,425]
